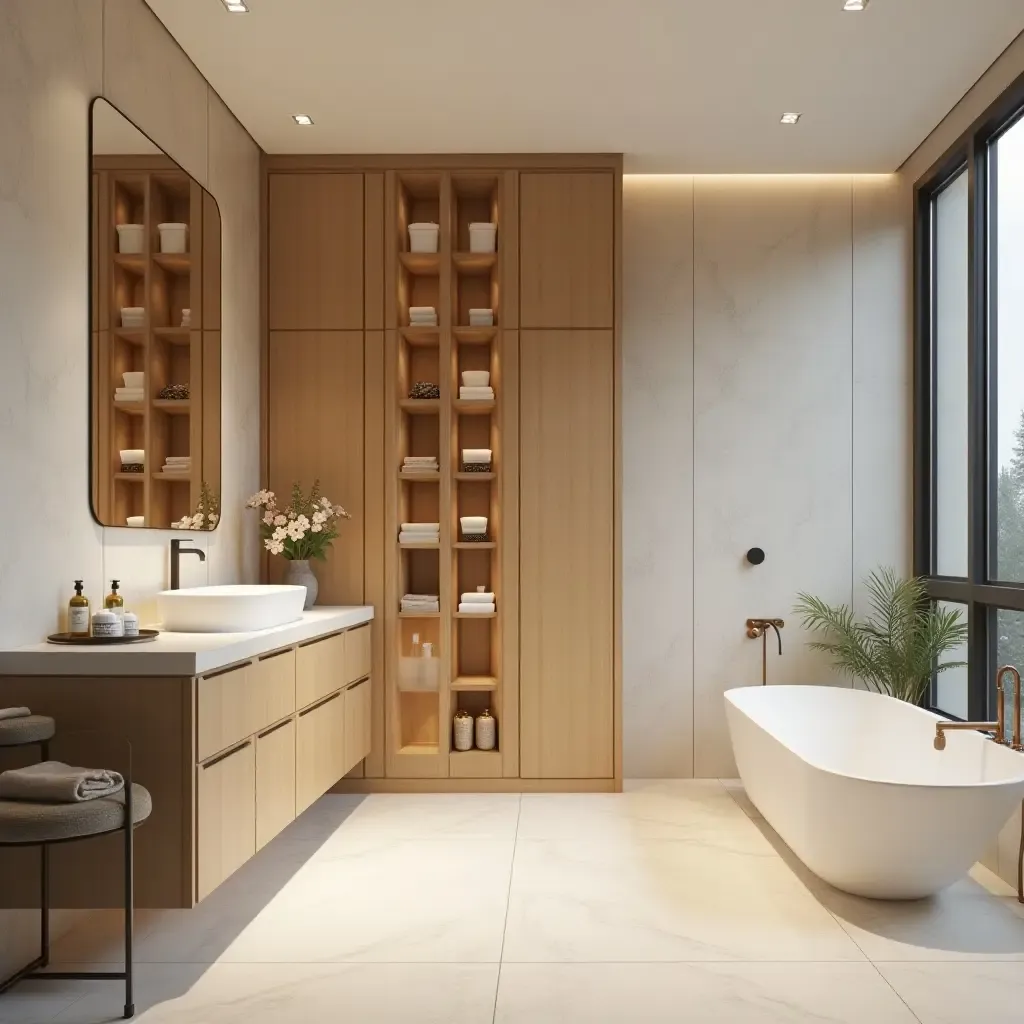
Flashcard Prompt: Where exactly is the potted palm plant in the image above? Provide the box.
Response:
[794,568,968,704]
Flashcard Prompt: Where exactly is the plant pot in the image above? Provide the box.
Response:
[285,559,318,610]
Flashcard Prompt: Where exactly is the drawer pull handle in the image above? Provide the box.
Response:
[299,690,341,716]
[347,676,368,691]
[202,740,251,769]
[258,718,293,740]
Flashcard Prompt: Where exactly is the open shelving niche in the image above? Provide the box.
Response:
[98,166,208,529]
[388,170,505,779]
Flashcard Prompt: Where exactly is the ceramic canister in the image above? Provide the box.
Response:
[453,710,474,752]
[475,709,497,751]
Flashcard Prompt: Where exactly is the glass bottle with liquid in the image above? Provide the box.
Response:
[68,580,90,637]
[104,580,125,637]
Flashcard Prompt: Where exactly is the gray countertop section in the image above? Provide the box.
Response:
[0,606,375,678]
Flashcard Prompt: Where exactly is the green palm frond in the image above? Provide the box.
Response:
[794,568,968,704]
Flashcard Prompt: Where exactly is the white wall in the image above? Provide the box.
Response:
[623,174,911,779]
[0,0,260,650]
[0,0,260,973]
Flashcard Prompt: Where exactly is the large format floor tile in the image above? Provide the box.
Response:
[876,961,1024,1023]
[44,963,498,1023]
[494,962,919,1023]
[502,837,865,962]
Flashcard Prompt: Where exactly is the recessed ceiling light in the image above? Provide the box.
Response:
[223,1,248,12]
[843,0,868,10]
[292,114,314,126]
[780,112,802,125]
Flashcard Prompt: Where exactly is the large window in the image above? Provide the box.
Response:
[916,74,1024,721]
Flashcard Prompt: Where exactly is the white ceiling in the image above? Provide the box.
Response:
[145,0,1024,172]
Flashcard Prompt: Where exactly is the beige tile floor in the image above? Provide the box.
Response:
[2,780,1024,1022]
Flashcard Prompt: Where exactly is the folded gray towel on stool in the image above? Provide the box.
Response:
[0,760,125,803]
[0,708,31,721]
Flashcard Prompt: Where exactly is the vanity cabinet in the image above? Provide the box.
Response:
[296,689,346,814]
[197,739,256,901]
[256,717,296,851]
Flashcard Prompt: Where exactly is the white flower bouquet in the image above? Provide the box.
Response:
[246,481,351,560]
[172,482,220,531]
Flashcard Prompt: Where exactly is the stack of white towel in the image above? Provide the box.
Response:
[459,370,493,402]
[114,371,145,404]
[162,456,191,475]
[401,456,439,476]
[409,306,438,328]
[459,588,496,615]
[460,516,488,540]
[468,308,494,327]
[401,593,439,614]
[461,448,492,472]
[399,522,439,545]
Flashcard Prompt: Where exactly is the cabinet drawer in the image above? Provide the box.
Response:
[250,648,296,731]
[296,632,346,709]
[344,624,371,684]
[197,740,255,901]
[256,717,296,851]
[197,663,254,762]
[343,677,371,773]
[295,689,346,815]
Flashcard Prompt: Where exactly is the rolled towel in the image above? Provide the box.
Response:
[461,592,495,603]
[458,602,496,614]
[0,760,124,803]
[0,707,31,721]
[462,370,490,387]
[462,449,492,464]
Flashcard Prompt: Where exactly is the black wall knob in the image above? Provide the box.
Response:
[746,547,765,566]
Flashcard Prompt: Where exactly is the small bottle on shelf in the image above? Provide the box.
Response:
[68,580,90,637]
[105,580,125,635]
[410,632,421,658]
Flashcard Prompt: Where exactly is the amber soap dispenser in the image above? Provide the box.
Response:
[105,580,125,625]
[68,580,90,637]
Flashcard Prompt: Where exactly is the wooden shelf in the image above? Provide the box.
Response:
[399,251,440,276]
[152,252,191,275]
[113,328,146,346]
[454,399,496,415]
[455,471,495,482]
[452,676,498,691]
[399,470,441,482]
[114,472,145,483]
[398,743,440,756]
[453,327,497,345]
[454,611,497,620]
[113,401,145,416]
[152,399,191,415]
[454,541,496,549]
[400,326,440,346]
[399,398,441,415]
[153,327,191,345]
[151,471,192,482]
[113,253,146,274]
[398,611,441,619]
[453,252,496,275]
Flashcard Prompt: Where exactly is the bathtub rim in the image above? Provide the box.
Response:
[724,684,1024,790]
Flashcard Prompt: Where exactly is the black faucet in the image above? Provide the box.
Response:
[169,538,206,590]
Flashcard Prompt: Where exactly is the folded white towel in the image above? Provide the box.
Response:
[468,308,493,317]
[0,708,31,722]
[459,388,494,399]
[114,387,144,394]
[461,592,495,603]
[399,533,439,545]
[400,468,438,475]
[462,370,491,387]
[401,523,440,532]
[403,456,438,463]
[401,601,439,611]
[460,516,488,529]
[410,316,438,324]
[165,455,191,462]
[458,603,496,614]
[462,449,492,463]
[409,306,436,315]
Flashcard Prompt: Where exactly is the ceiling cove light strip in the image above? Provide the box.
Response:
[222,1,249,13]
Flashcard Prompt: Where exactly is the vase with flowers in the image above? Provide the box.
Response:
[246,481,351,609]
[172,481,220,532]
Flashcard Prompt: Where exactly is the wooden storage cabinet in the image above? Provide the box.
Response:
[256,717,296,850]
[296,689,346,814]
[197,662,253,762]
[344,677,372,771]
[250,647,296,727]
[296,631,347,708]
[197,739,256,901]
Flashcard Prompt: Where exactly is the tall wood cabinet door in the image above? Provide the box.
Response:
[295,689,346,814]
[520,330,614,778]
[268,173,364,329]
[196,740,256,901]
[256,718,296,851]
[519,172,614,329]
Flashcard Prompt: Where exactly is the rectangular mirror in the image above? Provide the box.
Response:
[90,98,222,530]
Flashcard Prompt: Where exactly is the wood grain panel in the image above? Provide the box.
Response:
[268,173,364,329]
[345,624,372,683]
[519,173,614,329]
[296,630,347,709]
[197,740,256,901]
[520,330,614,778]
[197,662,253,762]
[295,689,346,814]
[256,718,296,850]
[250,647,296,727]
[268,331,364,602]
[343,677,372,771]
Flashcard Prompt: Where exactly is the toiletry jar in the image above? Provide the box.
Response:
[158,222,188,254]
[115,223,144,254]
[120,307,145,328]
[408,222,439,254]
[469,222,497,253]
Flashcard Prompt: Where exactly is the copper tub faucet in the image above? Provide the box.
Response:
[934,665,1022,751]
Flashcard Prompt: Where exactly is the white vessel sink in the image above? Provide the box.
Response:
[157,585,306,633]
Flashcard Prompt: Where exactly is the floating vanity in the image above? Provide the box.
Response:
[0,607,373,908]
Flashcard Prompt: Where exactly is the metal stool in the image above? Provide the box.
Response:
[0,719,151,1019]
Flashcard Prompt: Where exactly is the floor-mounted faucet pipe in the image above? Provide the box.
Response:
[746,618,784,686]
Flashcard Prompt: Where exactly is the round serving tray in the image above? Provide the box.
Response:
[46,629,160,646]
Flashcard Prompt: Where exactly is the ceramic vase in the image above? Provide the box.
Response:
[286,559,318,609]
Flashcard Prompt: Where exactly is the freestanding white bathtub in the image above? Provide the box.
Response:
[724,685,1024,899]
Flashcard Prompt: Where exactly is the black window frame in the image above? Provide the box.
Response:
[915,68,1024,722]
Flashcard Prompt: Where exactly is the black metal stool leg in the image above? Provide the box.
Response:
[123,792,134,1019]
[40,844,50,968]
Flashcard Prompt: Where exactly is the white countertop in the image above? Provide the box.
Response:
[0,606,374,678]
